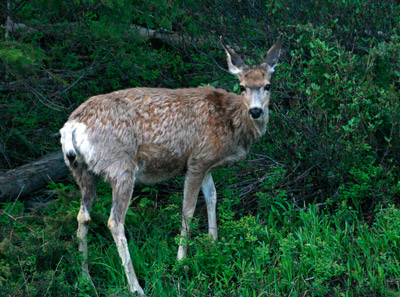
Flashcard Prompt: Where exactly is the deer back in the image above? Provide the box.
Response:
[62,86,257,184]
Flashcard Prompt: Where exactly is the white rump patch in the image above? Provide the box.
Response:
[60,122,76,157]
[60,121,95,165]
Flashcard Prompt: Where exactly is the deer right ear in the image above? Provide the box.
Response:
[261,35,283,72]
[220,36,247,75]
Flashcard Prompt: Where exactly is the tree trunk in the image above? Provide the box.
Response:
[0,151,68,201]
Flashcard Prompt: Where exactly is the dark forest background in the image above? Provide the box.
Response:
[1,1,400,296]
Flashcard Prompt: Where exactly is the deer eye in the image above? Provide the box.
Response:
[264,84,271,91]
[239,85,246,93]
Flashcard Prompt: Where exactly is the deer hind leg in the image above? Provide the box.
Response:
[201,173,218,241]
[72,165,97,278]
[107,168,144,295]
[177,171,205,261]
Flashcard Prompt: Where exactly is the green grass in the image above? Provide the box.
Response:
[1,179,399,296]
[1,1,400,296]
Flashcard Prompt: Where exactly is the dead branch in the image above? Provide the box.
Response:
[2,18,219,48]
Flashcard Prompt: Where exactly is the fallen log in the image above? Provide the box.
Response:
[0,151,68,201]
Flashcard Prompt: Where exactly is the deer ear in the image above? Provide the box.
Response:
[261,35,283,72]
[220,36,247,75]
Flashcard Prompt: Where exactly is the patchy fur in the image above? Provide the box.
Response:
[60,36,283,295]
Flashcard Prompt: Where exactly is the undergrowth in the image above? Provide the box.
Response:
[1,171,399,296]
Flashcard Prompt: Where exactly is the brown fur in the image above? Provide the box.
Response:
[66,86,258,182]
[60,37,282,295]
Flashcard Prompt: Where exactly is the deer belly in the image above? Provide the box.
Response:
[209,147,248,170]
[135,147,187,184]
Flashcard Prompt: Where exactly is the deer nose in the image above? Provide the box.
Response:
[249,108,263,119]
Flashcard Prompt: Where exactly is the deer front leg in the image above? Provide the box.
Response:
[177,171,204,261]
[201,173,218,241]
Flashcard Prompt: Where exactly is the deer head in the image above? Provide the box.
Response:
[221,36,283,120]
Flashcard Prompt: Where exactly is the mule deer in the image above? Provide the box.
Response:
[60,36,282,295]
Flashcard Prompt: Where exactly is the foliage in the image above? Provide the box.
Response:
[1,0,400,296]
[1,185,400,296]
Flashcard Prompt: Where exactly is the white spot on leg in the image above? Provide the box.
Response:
[77,207,91,224]
[77,208,90,243]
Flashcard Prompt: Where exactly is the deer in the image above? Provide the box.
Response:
[60,36,282,295]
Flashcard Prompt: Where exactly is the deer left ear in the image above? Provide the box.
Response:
[261,35,283,72]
